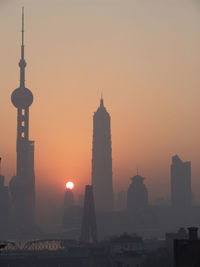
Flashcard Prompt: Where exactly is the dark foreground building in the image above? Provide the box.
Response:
[92,97,113,212]
[0,240,111,267]
[0,249,111,267]
[9,8,35,229]
[0,235,146,267]
[174,227,200,267]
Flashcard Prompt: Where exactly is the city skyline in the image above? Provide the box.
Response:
[1,0,200,226]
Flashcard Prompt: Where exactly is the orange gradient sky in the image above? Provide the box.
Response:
[1,0,200,224]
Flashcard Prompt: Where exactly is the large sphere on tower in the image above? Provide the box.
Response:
[11,87,33,108]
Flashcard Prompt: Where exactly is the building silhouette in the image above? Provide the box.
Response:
[127,175,148,211]
[0,159,9,230]
[80,185,98,243]
[91,97,113,211]
[0,175,9,229]
[9,8,35,228]
[174,227,200,267]
[171,155,191,209]
[63,187,74,212]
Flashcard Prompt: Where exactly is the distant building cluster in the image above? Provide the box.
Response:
[62,93,194,241]
[0,9,197,246]
[1,7,200,267]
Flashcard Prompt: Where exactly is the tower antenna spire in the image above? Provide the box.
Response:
[22,7,24,44]
[21,6,24,59]
[100,92,104,106]
[19,6,26,88]
[136,163,139,175]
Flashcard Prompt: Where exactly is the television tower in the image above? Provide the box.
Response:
[9,8,35,228]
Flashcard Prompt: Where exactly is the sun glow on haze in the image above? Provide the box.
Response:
[66,181,74,190]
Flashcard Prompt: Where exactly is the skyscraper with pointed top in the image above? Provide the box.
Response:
[9,8,35,228]
[92,97,113,211]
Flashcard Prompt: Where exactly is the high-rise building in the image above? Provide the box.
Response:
[9,8,35,228]
[171,155,191,209]
[92,97,113,211]
[127,175,148,211]
[62,186,77,228]
[0,175,9,229]
[80,185,98,243]
[64,188,74,212]
[0,159,9,230]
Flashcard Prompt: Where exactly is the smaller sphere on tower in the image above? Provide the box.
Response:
[19,59,27,68]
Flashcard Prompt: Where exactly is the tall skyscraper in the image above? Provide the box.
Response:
[92,97,113,212]
[127,175,148,211]
[9,8,35,228]
[171,155,191,209]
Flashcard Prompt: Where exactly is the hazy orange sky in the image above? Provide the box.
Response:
[1,0,200,224]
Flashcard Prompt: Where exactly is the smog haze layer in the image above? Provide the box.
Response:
[1,0,200,226]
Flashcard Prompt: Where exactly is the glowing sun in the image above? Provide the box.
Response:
[66,181,74,190]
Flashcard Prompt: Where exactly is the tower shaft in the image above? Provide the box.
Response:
[17,107,29,177]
